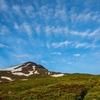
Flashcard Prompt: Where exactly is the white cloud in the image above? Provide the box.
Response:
[52,41,71,48]
[0,25,10,35]
[77,12,92,22]
[75,43,88,48]
[0,0,9,12]
[69,7,100,26]
[16,38,26,44]
[51,60,55,63]
[45,26,69,36]
[73,54,80,57]
[68,28,100,47]
[72,9,100,23]
[67,62,72,64]
[13,54,29,58]
[82,54,87,58]
[41,60,47,63]
[0,43,9,48]
[24,5,34,15]
[22,4,54,21]
[53,26,68,35]
[62,59,66,62]
[47,8,54,18]
[70,29,90,37]
[75,42,98,49]
[21,22,32,36]
[45,26,54,36]
[14,23,19,30]
[12,5,23,17]
[41,6,48,18]
[14,22,32,36]
[54,5,67,21]
[51,52,61,55]
[39,5,54,20]
[35,26,41,35]
[88,28,100,37]
[23,5,36,19]
[93,52,100,56]
[86,44,98,49]
[44,25,99,39]
[46,43,50,48]
[92,11,100,22]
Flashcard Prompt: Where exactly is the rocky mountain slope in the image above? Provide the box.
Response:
[0,61,65,82]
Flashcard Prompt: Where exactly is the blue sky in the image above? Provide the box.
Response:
[0,0,100,74]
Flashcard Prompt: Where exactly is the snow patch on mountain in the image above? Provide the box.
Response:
[1,76,14,81]
[20,79,28,81]
[2,63,32,72]
[51,74,64,77]
[2,64,23,71]
[34,70,39,74]
[48,72,51,75]
[32,66,35,71]
[11,65,39,76]
[12,71,33,76]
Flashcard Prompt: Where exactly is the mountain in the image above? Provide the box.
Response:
[0,61,65,82]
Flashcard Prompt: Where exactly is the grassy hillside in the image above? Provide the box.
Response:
[0,74,100,100]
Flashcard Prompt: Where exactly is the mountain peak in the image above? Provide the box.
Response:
[0,61,66,82]
[23,61,36,65]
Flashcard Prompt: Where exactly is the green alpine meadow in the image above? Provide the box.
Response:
[0,74,100,100]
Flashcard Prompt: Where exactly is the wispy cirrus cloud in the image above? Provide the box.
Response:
[46,43,50,48]
[0,43,9,48]
[45,26,54,36]
[23,3,54,21]
[88,28,100,37]
[34,25,41,35]
[13,54,30,58]
[76,12,92,22]
[24,5,35,16]
[16,38,26,44]
[69,28,100,43]
[67,62,72,64]
[75,43,88,48]
[40,6,49,18]
[41,60,47,63]
[52,41,71,48]
[45,26,68,36]
[14,22,32,36]
[70,6,100,23]
[21,22,32,36]
[0,0,9,12]
[0,25,10,35]
[14,23,20,30]
[93,52,100,57]
[73,54,80,57]
[54,5,67,21]
[75,42,98,49]
[12,5,24,18]
[70,30,90,37]
[43,24,100,40]
[51,52,61,55]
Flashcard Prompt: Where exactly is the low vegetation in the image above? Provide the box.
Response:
[0,74,100,100]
